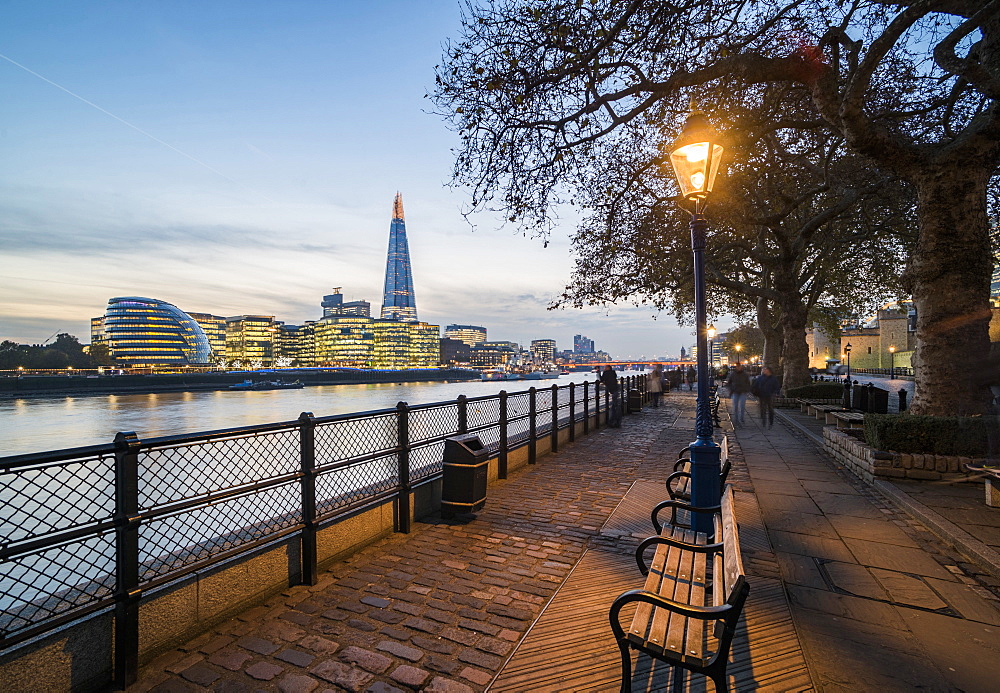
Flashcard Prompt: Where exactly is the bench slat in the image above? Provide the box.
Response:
[684,530,708,659]
[662,534,697,654]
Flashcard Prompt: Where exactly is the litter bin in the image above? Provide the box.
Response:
[441,434,489,516]
[628,389,642,413]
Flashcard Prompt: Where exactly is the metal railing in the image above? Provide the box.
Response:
[0,375,644,687]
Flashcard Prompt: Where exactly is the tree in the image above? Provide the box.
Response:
[434,0,999,415]
[555,98,914,388]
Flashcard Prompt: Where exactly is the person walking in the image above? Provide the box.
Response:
[725,363,751,427]
[753,366,781,428]
[686,365,696,391]
[647,364,664,407]
[600,364,622,427]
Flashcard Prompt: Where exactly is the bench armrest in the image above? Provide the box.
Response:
[609,589,734,638]
[635,535,723,574]
[673,458,690,472]
[651,499,721,534]
[665,470,690,497]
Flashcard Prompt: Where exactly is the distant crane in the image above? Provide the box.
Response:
[40,330,62,346]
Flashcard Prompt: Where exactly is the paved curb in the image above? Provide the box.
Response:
[774,407,1000,581]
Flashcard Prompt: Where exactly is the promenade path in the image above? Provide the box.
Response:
[132,392,1000,693]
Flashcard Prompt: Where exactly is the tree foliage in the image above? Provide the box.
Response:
[0,334,103,369]
[434,0,1000,415]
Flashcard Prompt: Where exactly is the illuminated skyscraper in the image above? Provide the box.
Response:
[380,193,418,322]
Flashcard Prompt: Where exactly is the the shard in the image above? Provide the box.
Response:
[380,192,418,322]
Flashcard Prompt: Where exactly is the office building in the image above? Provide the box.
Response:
[574,334,595,353]
[322,288,371,318]
[90,316,106,345]
[103,296,213,367]
[225,316,277,368]
[380,193,418,322]
[470,342,517,368]
[188,312,228,363]
[277,322,316,367]
[530,339,556,361]
[440,337,471,365]
[443,324,487,346]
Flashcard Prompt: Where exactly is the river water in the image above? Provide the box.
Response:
[1,374,604,456]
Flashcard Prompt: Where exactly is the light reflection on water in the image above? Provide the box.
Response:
[1,376,601,456]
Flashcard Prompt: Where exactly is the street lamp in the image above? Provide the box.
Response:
[844,342,853,381]
[888,345,896,380]
[734,343,742,365]
[667,104,725,534]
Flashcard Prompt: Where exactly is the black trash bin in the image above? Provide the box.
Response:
[441,434,489,516]
[628,389,642,413]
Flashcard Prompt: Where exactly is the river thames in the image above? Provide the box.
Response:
[1,374,605,456]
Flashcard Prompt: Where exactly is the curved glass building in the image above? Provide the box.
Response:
[104,297,213,366]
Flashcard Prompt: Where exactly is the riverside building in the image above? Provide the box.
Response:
[102,297,213,367]
[443,324,488,347]
[380,193,418,322]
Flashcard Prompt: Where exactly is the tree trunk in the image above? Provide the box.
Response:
[756,297,783,373]
[906,167,992,416]
[773,281,811,390]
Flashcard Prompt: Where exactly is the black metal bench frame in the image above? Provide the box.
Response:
[609,487,749,692]
[659,441,731,528]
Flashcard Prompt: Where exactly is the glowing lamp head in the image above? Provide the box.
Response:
[707,324,716,340]
[668,108,724,201]
[888,345,896,353]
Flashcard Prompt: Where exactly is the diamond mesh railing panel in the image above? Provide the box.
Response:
[315,455,398,515]
[138,481,300,583]
[314,414,397,467]
[408,403,459,444]
[1,454,115,546]
[534,388,553,416]
[138,429,299,509]
[0,532,115,639]
[466,398,500,432]
[410,440,446,480]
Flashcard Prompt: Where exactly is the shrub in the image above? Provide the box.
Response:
[863,413,1000,457]
[784,383,845,399]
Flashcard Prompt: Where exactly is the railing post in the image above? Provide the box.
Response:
[298,412,318,586]
[583,380,590,434]
[568,382,576,442]
[550,384,559,452]
[528,387,537,465]
[396,401,411,533]
[620,377,628,416]
[113,431,141,690]
[457,394,468,434]
[499,390,508,479]
[593,378,599,425]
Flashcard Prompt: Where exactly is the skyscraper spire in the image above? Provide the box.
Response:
[380,192,418,322]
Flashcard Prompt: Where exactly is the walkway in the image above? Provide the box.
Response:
[131,392,1000,692]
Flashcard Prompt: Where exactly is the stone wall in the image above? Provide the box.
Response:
[823,427,980,483]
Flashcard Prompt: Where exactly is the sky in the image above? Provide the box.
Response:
[0,1,720,359]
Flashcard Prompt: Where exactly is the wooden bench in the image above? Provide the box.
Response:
[609,486,749,692]
[661,438,731,527]
[831,411,865,429]
[808,404,845,420]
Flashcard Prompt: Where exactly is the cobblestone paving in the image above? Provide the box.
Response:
[133,400,695,693]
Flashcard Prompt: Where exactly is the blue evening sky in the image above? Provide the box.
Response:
[0,1,709,358]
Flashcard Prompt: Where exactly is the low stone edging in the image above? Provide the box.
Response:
[822,427,981,483]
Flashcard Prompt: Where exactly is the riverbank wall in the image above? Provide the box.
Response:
[0,368,480,398]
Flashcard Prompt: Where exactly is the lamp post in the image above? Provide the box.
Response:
[734,343,742,366]
[888,345,896,380]
[667,105,725,534]
[844,342,853,381]
[707,324,717,384]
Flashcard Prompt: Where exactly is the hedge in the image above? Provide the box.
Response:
[863,413,1000,457]
[784,383,845,399]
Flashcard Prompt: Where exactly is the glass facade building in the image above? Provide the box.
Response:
[443,324,487,346]
[225,316,277,368]
[380,193,419,322]
[187,312,228,363]
[530,339,557,361]
[104,297,213,367]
